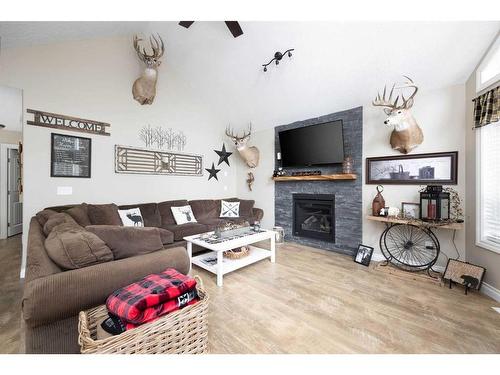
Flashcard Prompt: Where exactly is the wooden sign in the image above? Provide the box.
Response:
[27,109,110,136]
[115,145,203,176]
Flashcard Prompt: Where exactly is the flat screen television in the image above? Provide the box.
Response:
[278,120,344,167]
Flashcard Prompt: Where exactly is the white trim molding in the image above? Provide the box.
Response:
[481,282,500,302]
[476,35,500,93]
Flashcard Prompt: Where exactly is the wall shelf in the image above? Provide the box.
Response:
[272,173,357,182]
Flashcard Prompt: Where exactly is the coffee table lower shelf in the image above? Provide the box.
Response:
[191,246,273,286]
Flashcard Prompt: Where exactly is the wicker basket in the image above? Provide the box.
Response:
[224,246,250,259]
[78,275,209,354]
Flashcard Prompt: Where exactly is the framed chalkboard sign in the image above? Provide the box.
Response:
[51,133,91,178]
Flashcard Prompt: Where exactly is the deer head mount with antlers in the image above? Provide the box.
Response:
[225,124,260,168]
[132,34,165,105]
[372,76,424,154]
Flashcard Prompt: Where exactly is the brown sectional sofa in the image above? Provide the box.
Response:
[23,198,263,354]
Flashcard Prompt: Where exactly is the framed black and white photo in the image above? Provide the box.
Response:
[401,202,420,219]
[51,133,91,178]
[354,244,374,267]
[366,151,458,185]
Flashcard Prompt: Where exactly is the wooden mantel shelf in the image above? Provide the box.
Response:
[272,173,357,182]
[366,215,464,230]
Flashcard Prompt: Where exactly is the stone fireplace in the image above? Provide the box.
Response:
[293,194,335,242]
[274,106,362,255]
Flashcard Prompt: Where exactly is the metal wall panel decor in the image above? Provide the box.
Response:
[115,145,203,176]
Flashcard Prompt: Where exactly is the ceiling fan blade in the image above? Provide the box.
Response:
[224,21,243,38]
[179,21,195,28]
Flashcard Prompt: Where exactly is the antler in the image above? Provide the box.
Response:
[225,124,252,140]
[373,76,418,110]
[372,83,399,110]
[133,34,165,61]
[397,76,418,109]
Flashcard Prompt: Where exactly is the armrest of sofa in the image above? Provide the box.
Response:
[252,207,264,222]
[22,245,189,328]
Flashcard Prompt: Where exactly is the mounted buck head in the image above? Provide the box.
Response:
[372,76,424,154]
[226,124,260,168]
[132,34,165,105]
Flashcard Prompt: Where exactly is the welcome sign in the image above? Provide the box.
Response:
[27,109,111,136]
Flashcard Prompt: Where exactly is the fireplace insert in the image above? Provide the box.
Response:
[292,194,335,242]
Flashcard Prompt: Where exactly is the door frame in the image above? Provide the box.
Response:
[0,143,19,239]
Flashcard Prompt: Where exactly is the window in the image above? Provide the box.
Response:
[476,36,500,93]
[477,121,500,253]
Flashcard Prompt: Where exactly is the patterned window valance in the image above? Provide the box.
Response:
[473,86,499,128]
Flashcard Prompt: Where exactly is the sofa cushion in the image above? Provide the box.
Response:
[44,223,114,270]
[218,198,255,217]
[189,199,218,220]
[158,228,174,245]
[163,223,209,241]
[65,203,91,227]
[35,209,58,227]
[86,225,164,260]
[118,203,161,227]
[158,200,189,226]
[87,203,122,225]
[43,213,79,237]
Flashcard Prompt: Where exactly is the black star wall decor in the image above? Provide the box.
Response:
[214,143,232,166]
[205,162,221,181]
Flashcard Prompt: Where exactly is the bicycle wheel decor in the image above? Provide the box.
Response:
[379,224,440,272]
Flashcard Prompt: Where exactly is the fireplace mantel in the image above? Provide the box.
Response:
[272,173,357,182]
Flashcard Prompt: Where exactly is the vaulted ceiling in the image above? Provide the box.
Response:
[1,21,498,130]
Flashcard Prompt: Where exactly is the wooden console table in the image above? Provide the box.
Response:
[367,215,463,277]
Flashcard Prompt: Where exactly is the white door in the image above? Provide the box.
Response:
[7,148,22,236]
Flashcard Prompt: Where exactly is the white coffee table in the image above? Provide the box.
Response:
[184,229,276,287]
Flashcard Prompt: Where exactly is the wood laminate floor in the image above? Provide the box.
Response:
[0,235,23,354]
[0,238,498,353]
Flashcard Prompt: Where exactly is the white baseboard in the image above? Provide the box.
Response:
[481,282,500,302]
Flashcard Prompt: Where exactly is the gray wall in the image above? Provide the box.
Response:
[274,107,362,254]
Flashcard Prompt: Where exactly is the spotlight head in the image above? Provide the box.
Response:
[263,66,267,72]
[276,60,279,65]
[288,51,292,57]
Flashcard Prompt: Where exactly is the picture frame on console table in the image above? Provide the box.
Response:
[366,151,458,185]
[51,133,91,178]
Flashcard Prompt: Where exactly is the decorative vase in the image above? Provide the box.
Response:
[342,156,353,174]
[372,185,385,216]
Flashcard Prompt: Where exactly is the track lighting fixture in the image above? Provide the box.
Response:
[262,49,294,72]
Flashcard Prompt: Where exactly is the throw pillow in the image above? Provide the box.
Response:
[118,208,144,227]
[45,223,114,270]
[43,213,79,237]
[87,203,122,225]
[170,205,197,225]
[65,203,92,227]
[220,200,240,218]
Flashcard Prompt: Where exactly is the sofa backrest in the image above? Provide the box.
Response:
[189,199,219,220]
[157,200,189,226]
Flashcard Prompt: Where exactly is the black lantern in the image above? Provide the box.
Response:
[420,185,450,221]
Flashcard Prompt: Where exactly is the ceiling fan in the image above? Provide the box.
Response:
[178,21,243,38]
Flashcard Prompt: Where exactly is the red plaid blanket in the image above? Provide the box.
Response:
[106,268,198,325]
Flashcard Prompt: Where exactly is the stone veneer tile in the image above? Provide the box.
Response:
[274,107,363,255]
